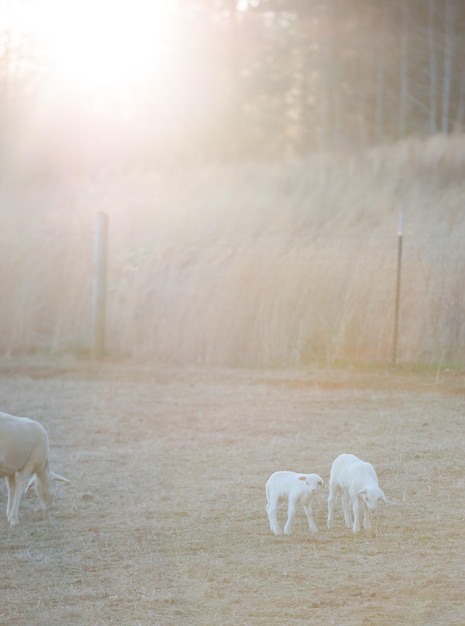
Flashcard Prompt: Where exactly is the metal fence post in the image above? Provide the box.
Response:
[391,212,403,366]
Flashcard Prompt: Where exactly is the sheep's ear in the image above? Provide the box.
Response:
[298,476,307,481]
[26,475,37,493]
[319,479,324,489]
[381,491,387,504]
[50,471,70,485]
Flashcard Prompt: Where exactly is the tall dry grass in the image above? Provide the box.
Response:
[1,134,465,367]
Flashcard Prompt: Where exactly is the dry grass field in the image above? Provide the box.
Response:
[1,357,464,625]
[2,135,465,366]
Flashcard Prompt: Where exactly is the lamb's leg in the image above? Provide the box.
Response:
[363,503,372,530]
[342,490,353,528]
[303,502,318,532]
[327,484,337,529]
[266,499,282,535]
[283,498,297,535]
[351,495,361,533]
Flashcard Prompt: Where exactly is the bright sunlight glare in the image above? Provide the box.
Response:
[24,0,174,96]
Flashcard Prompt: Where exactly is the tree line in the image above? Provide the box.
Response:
[1,0,465,174]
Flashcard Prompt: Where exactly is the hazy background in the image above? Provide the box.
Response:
[1,0,464,367]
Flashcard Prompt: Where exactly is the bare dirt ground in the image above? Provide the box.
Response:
[0,357,464,625]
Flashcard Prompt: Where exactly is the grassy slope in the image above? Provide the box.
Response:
[1,134,465,366]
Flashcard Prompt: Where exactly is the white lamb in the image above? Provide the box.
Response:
[265,470,324,535]
[0,411,69,526]
[327,453,386,533]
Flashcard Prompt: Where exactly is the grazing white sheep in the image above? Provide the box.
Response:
[327,453,386,533]
[0,411,69,526]
[265,471,324,535]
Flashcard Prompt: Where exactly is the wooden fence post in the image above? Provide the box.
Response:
[92,212,108,359]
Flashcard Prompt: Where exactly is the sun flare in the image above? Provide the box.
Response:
[27,0,173,97]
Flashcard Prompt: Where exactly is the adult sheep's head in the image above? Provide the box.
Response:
[26,471,70,507]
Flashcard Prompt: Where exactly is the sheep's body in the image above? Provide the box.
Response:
[0,411,69,526]
[265,470,324,535]
[327,453,386,533]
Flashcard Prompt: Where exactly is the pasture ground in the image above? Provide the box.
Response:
[0,357,464,625]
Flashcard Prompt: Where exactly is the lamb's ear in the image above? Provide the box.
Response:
[380,490,387,504]
[319,479,324,489]
[50,471,70,485]
[298,476,307,481]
